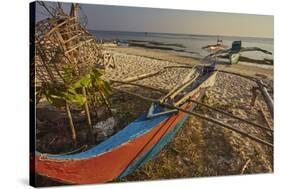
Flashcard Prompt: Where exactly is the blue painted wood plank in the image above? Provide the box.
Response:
[36,108,176,160]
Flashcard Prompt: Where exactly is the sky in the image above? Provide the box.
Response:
[35,1,273,38]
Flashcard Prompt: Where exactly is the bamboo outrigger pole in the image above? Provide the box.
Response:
[163,102,273,148]
[110,79,168,93]
[187,99,273,132]
[256,79,273,118]
[114,88,273,148]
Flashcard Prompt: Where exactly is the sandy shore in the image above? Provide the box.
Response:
[35,45,273,185]
[106,46,273,79]
[102,46,273,179]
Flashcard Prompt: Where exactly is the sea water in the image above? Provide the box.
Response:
[91,30,273,66]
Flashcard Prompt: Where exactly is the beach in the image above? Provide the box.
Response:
[32,2,274,186]
[104,46,273,78]
[103,45,273,180]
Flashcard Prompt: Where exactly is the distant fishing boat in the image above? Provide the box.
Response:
[229,41,241,64]
[116,39,129,47]
[35,63,218,184]
[202,36,227,52]
[205,40,272,65]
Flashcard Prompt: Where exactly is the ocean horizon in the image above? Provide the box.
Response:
[91,30,273,62]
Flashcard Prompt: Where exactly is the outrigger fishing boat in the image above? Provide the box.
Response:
[33,3,273,185]
[35,63,218,184]
[204,40,273,64]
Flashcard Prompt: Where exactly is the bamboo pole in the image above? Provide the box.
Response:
[251,87,259,106]
[122,70,164,83]
[64,39,93,54]
[257,102,272,130]
[114,88,273,148]
[160,68,198,103]
[256,79,273,118]
[188,99,273,132]
[164,103,273,148]
[175,71,218,106]
[217,70,256,82]
[163,65,193,69]
[161,64,259,84]
[65,101,77,147]
[110,79,168,93]
[170,73,199,99]
[70,3,79,20]
[240,159,251,174]
[82,87,92,130]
